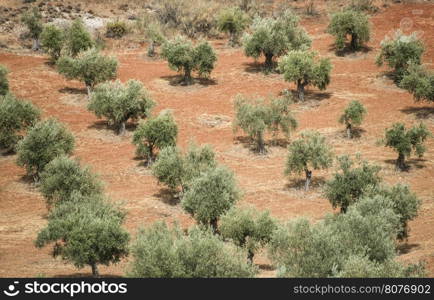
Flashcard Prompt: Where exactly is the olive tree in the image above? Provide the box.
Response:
[381,122,431,171]
[400,63,434,102]
[285,131,333,191]
[279,50,332,101]
[243,11,311,71]
[64,19,94,57]
[327,10,370,52]
[376,31,424,82]
[324,155,381,213]
[57,48,118,96]
[217,7,249,46]
[88,80,155,135]
[35,192,129,277]
[21,7,43,51]
[128,222,256,278]
[339,100,367,138]
[152,143,217,194]
[0,64,8,95]
[181,166,241,232]
[40,156,103,207]
[132,111,178,165]
[16,119,75,181]
[220,207,277,262]
[40,24,64,62]
[145,23,166,57]
[233,95,297,154]
[0,94,40,152]
[161,37,217,85]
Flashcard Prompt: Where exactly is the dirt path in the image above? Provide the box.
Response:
[0,3,433,277]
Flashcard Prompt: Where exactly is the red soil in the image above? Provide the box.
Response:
[0,3,433,277]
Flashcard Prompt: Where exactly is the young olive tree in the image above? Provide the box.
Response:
[57,48,118,96]
[132,111,178,165]
[0,94,40,152]
[64,19,94,57]
[152,143,217,194]
[145,22,166,57]
[327,10,370,52]
[268,96,298,143]
[278,50,332,101]
[40,156,103,207]
[220,207,277,262]
[376,31,424,82]
[243,10,311,71]
[181,166,241,232]
[21,7,43,51]
[324,155,381,213]
[16,119,75,181]
[35,192,129,277]
[217,7,249,47]
[161,37,217,85]
[339,100,367,138]
[400,63,434,102]
[40,24,64,62]
[0,64,9,95]
[88,80,155,135]
[382,122,431,171]
[128,222,256,278]
[285,131,333,191]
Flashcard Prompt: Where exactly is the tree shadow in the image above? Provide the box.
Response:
[153,188,180,206]
[397,242,419,255]
[242,61,276,74]
[339,127,366,139]
[160,75,217,87]
[58,87,87,95]
[400,106,434,120]
[0,148,16,156]
[330,44,372,57]
[285,176,326,190]
[383,158,427,171]
[19,174,36,185]
[267,138,290,148]
[257,263,275,271]
[87,120,137,133]
[233,136,269,155]
[286,90,332,102]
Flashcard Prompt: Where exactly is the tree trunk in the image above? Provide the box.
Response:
[91,263,99,278]
[146,145,154,166]
[297,80,305,102]
[247,249,254,264]
[396,152,406,171]
[305,169,312,191]
[147,40,155,57]
[32,38,40,51]
[118,122,126,136]
[264,53,274,71]
[182,67,193,85]
[350,34,358,50]
[86,85,92,98]
[346,123,352,139]
[210,218,218,233]
[257,131,266,154]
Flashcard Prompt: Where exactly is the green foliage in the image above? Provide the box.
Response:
[57,48,118,94]
[220,207,277,261]
[88,79,154,135]
[0,93,40,152]
[400,63,434,102]
[233,95,297,153]
[128,222,256,278]
[181,166,241,230]
[339,100,367,138]
[278,50,332,101]
[105,20,128,39]
[0,64,9,96]
[152,143,217,193]
[327,10,370,52]
[40,25,64,62]
[243,11,311,70]
[21,7,43,40]
[132,110,178,163]
[382,122,431,170]
[64,19,94,57]
[376,31,424,82]
[285,131,333,190]
[217,7,249,46]
[40,156,103,207]
[145,22,166,57]
[16,118,75,180]
[324,155,381,213]
[35,192,129,277]
[161,37,217,84]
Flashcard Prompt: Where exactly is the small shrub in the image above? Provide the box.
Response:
[217,7,249,46]
[400,63,434,102]
[145,22,166,57]
[40,25,65,62]
[132,111,178,164]
[105,20,128,39]
[64,19,94,57]
[88,80,155,135]
[0,64,9,96]
[0,93,40,152]
[339,100,367,138]
[16,119,75,180]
